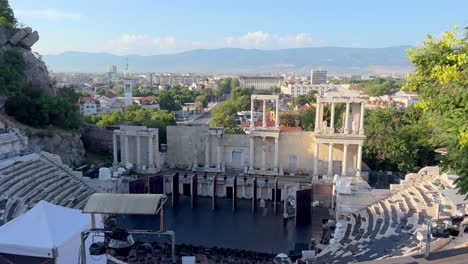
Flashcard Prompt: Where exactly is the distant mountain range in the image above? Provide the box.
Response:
[43,46,413,74]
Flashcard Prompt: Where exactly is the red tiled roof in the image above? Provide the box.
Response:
[135,95,156,101]
[104,92,118,99]
[79,97,100,104]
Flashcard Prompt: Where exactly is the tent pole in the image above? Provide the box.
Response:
[80,231,87,264]
[91,213,96,229]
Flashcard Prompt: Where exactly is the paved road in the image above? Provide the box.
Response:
[181,102,218,126]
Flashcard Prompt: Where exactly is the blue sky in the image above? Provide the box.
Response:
[10,0,468,55]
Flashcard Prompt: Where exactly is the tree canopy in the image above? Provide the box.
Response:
[363,106,436,173]
[351,78,403,96]
[210,86,251,131]
[1,49,81,130]
[84,105,176,144]
[402,26,468,192]
[0,0,16,31]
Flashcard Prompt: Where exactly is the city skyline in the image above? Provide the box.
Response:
[10,0,468,56]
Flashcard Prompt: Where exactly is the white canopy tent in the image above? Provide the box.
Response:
[0,200,105,264]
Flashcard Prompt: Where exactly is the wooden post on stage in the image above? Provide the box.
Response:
[274,177,278,215]
[212,175,217,211]
[191,174,198,208]
[159,207,164,232]
[172,172,179,208]
[91,213,96,229]
[252,177,257,213]
[233,176,237,212]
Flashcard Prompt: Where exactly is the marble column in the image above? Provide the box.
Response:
[119,134,125,165]
[216,137,221,169]
[205,135,210,169]
[330,103,335,133]
[357,144,363,176]
[344,102,350,134]
[261,137,266,172]
[327,143,334,176]
[359,102,365,135]
[148,135,154,168]
[262,99,266,128]
[113,134,118,165]
[313,143,319,176]
[155,131,160,169]
[274,137,279,173]
[124,135,129,165]
[249,136,254,171]
[315,100,320,132]
[275,99,279,127]
[250,98,254,127]
[342,144,348,176]
[136,135,141,168]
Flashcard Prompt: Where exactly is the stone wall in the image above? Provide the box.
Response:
[166,126,359,175]
[81,124,114,153]
[29,131,85,166]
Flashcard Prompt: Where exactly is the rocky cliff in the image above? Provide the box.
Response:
[0,25,55,94]
[28,131,85,167]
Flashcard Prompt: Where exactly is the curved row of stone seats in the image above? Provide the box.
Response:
[0,154,96,225]
[316,171,457,263]
[0,160,47,192]
[3,164,59,197]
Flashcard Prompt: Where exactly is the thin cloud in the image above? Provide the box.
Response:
[225,31,325,49]
[106,34,178,55]
[104,31,326,55]
[16,9,81,21]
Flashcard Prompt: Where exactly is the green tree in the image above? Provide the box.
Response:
[156,90,181,111]
[402,26,468,191]
[216,78,232,96]
[0,0,17,31]
[280,112,299,127]
[300,108,315,131]
[0,49,25,95]
[230,78,240,89]
[363,106,436,173]
[351,78,402,96]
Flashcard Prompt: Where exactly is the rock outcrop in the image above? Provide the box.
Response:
[81,124,114,153]
[0,25,55,94]
[28,131,85,167]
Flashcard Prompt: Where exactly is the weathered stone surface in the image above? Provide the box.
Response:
[8,28,27,45]
[0,26,10,46]
[29,131,85,166]
[18,31,39,49]
[0,24,56,95]
[81,124,113,153]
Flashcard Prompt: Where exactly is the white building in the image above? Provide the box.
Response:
[281,84,350,97]
[311,69,327,84]
[123,79,134,106]
[78,97,101,115]
[106,65,117,83]
[239,76,284,90]
[189,82,202,91]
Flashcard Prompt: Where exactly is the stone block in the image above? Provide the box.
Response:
[19,31,39,49]
[9,29,27,45]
